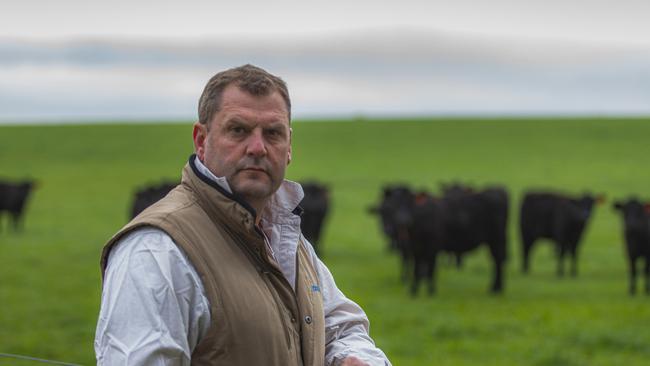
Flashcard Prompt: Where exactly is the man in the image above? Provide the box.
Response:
[95,64,391,366]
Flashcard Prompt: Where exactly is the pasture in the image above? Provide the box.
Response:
[1,118,649,365]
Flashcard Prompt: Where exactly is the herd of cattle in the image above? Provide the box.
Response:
[2,177,649,296]
[371,184,650,296]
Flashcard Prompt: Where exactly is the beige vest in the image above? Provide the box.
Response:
[101,160,325,366]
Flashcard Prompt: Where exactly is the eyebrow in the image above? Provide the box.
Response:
[264,121,289,130]
[221,113,289,130]
[224,117,249,126]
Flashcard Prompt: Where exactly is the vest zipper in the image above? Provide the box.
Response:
[233,231,302,356]
[251,227,303,316]
[261,270,294,351]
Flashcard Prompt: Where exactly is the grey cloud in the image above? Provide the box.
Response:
[1,29,649,122]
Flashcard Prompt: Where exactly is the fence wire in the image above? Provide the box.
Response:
[0,353,83,366]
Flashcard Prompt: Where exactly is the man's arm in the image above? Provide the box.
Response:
[303,239,391,366]
[95,228,210,365]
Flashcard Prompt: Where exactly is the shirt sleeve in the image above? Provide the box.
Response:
[94,227,211,366]
[303,239,392,366]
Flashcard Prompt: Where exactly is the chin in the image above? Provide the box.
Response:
[233,181,273,200]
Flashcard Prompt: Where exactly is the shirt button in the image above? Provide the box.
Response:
[304,315,312,324]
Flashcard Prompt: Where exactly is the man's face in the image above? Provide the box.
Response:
[193,84,291,211]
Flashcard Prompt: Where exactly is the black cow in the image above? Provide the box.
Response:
[613,198,650,295]
[438,182,479,268]
[520,192,599,277]
[0,180,36,232]
[408,191,443,295]
[439,186,508,294]
[130,181,177,219]
[299,182,330,255]
[440,182,474,197]
[408,185,509,295]
[369,184,416,281]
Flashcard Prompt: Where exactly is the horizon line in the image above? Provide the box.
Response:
[1,113,649,126]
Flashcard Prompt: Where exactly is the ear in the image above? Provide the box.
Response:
[415,192,428,205]
[644,203,650,214]
[287,128,293,165]
[193,122,207,161]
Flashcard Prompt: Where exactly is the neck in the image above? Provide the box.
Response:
[245,198,267,225]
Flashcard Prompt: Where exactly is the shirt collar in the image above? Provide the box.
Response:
[193,156,303,224]
[194,156,233,194]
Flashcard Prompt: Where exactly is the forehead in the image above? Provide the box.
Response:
[214,84,289,126]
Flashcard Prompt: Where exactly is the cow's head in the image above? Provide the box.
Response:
[613,198,650,232]
[377,185,415,241]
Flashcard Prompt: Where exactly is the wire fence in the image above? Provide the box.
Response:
[0,353,83,366]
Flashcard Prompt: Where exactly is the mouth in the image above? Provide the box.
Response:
[240,167,267,174]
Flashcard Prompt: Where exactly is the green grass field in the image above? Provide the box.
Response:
[1,118,650,365]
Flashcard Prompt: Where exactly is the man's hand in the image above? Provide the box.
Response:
[340,355,370,366]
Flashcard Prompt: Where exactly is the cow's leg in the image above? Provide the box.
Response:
[427,252,437,296]
[397,233,412,283]
[522,239,533,274]
[488,243,504,293]
[400,246,412,284]
[397,241,406,282]
[629,256,637,295]
[11,212,21,232]
[645,256,650,295]
[410,256,421,297]
[492,260,503,293]
[389,238,397,253]
[455,253,463,269]
[570,244,578,277]
[400,255,408,283]
[556,244,566,277]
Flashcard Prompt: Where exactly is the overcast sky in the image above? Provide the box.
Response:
[2,0,650,46]
[1,0,649,122]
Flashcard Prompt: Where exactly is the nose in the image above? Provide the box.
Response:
[246,130,267,157]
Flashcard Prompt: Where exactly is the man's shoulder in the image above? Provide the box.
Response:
[108,227,177,262]
[134,185,197,220]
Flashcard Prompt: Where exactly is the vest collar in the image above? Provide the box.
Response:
[193,155,233,194]
[185,154,304,231]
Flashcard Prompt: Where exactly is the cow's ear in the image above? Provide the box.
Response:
[644,203,650,214]
[613,202,623,210]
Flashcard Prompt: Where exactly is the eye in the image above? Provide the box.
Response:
[228,125,247,136]
[265,128,285,140]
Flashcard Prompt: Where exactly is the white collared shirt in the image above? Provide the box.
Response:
[94,157,391,366]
